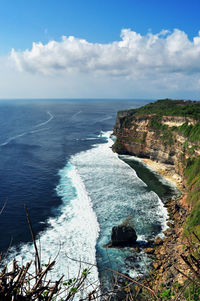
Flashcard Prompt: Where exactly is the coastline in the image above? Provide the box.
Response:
[137,157,190,290]
[140,157,190,211]
[112,99,200,297]
[113,153,189,298]
[140,158,184,193]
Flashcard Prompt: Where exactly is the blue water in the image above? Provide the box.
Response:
[0,98,176,290]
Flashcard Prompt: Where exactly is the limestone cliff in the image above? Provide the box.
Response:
[112,99,200,294]
[115,101,199,178]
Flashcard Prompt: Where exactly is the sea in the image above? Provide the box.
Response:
[0,99,178,295]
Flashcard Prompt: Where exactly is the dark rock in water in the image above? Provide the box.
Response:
[111,220,137,247]
[111,225,137,246]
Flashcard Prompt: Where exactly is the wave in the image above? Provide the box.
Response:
[34,111,54,128]
[94,115,113,123]
[71,110,82,120]
[6,129,169,287]
[29,127,50,134]
[0,132,27,146]
[7,161,100,299]
[70,131,168,276]
[0,128,49,146]
[0,111,53,146]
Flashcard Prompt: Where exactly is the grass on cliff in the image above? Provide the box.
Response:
[148,116,175,146]
[115,99,200,238]
[179,121,200,144]
[184,156,200,238]
[122,99,200,120]
[117,99,200,133]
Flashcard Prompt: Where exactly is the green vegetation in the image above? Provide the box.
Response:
[115,99,200,152]
[120,99,200,239]
[126,100,200,237]
[183,282,200,301]
[112,99,200,300]
[2,99,199,300]
[148,116,163,131]
[116,100,200,237]
[120,98,200,119]
[184,156,200,237]
[158,288,174,300]
[185,156,200,186]
[179,121,200,143]
[113,138,125,153]
[148,116,174,145]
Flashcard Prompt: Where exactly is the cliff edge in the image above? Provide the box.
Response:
[112,99,200,294]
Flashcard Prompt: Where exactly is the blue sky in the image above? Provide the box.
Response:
[0,0,200,99]
[1,0,200,53]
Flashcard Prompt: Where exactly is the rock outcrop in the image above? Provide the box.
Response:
[111,224,137,247]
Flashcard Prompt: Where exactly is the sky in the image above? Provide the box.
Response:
[1,0,200,99]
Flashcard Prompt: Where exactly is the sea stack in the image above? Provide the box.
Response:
[111,217,137,247]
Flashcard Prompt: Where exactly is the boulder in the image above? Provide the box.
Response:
[111,218,137,247]
[155,237,163,246]
[144,247,155,254]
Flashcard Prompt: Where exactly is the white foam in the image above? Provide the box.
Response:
[34,111,54,128]
[0,111,53,146]
[71,131,168,237]
[70,131,169,276]
[95,115,113,123]
[71,110,82,120]
[30,127,50,134]
[0,127,49,146]
[7,129,170,288]
[7,162,100,299]
[0,132,27,146]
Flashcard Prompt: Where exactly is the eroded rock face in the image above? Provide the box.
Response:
[111,224,137,246]
[112,113,199,177]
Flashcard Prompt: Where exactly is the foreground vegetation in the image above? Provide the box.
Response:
[1,230,200,300]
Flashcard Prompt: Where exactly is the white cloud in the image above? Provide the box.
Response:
[0,28,198,99]
[10,28,200,78]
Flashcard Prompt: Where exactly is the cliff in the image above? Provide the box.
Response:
[113,99,200,236]
[112,99,200,295]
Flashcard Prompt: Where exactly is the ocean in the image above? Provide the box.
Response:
[0,99,177,293]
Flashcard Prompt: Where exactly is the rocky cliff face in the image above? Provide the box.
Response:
[112,100,200,296]
[113,112,199,178]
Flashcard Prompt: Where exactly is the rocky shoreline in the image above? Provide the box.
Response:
[140,158,185,193]
[108,154,190,296]
[139,158,191,291]
[112,99,200,298]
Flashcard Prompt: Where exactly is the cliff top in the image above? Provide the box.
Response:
[119,99,200,120]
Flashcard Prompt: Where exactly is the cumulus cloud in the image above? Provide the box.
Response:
[10,29,200,79]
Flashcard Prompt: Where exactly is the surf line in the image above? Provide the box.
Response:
[71,110,82,120]
[0,111,53,147]
[0,132,27,146]
[34,111,54,128]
